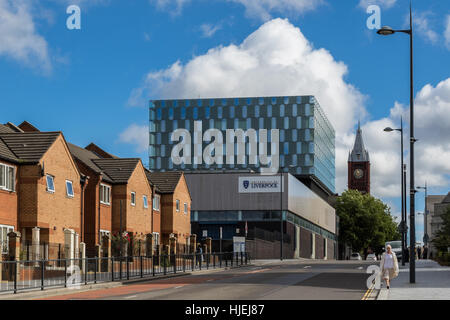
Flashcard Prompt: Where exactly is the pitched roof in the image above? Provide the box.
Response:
[349,121,370,162]
[0,132,60,163]
[146,171,183,194]
[67,142,114,183]
[0,138,19,163]
[0,123,20,134]
[18,121,40,132]
[442,192,450,204]
[85,143,118,159]
[92,158,140,184]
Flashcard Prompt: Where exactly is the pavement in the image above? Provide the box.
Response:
[11,259,377,300]
[377,259,450,300]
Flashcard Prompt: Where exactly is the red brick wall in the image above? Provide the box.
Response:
[0,161,18,228]
[160,174,191,245]
[18,135,82,244]
[125,161,152,240]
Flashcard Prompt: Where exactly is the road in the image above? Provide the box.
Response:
[38,259,378,300]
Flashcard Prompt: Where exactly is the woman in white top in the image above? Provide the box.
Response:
[380,244,399,289]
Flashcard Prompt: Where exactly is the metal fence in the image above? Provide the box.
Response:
[0,252,250,294]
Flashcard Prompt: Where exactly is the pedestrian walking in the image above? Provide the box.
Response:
[380,244,399,289]
[196,244,203,267]
[418,246,422,260]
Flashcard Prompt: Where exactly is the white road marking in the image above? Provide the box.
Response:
[303,266,311,269]
[175,285,184,289]
[124,295,137,299]
[357,266,363,270]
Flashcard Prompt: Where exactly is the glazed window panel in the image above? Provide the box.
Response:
[46,175,55,193]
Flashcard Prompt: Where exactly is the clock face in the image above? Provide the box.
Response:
[354,169,364,179]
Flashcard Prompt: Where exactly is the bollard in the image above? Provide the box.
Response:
[64,259,68,287]
[241,252,243,265]
[140,256,143,278]
[111,257,115,282]
[152,257,155,276]
[183,254,186,272]
[94,258,97,284]
[14,261,17,294]
[41,260,45,290]
[126,257,130,280]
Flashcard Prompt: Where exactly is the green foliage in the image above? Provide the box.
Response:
[432,207,450,254]
[336,189,401,255]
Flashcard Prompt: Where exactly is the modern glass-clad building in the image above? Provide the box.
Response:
[149,95,335,194]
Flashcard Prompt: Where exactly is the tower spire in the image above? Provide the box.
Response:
[349,122,369,162]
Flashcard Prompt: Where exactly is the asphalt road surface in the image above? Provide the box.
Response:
[39,259,378,300]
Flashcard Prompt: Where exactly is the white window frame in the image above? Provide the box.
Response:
[0,224,14,254]
[184,202,188,215]
[152,232,160,246]
[0,163,15,192]
[46,174,55,193]
[153,195,160,211]
[65,180,74,198]
[100,184,111,205]
[143,195,148,209]
[131,191,136,206]
[176,199,180,212]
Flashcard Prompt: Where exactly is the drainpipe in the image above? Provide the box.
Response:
[98,173,102,247]
[80,175,88,242]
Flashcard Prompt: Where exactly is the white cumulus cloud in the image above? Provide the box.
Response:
[119,124,149,153]
[0,0,51,72]
[126,18,450,202]
[130,18,366,136]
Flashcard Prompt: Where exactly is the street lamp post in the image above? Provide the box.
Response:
[417,183,428,257]
[384,117,406,266]
[377,2,416,283]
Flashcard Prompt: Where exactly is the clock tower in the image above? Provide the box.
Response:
[348,121,370,194]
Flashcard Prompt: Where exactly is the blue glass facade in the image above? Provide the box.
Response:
[149,96,335,193]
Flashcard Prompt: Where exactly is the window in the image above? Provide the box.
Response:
[153,232,159,246]
[176,199,180,212]
[131,192,136,206]
[143,195,148,208]
[66,180,74,198]
[184,203,188,214]
[0,163,15,192]
[0,225,14,254]
[46,175,55,193]
[153,195,160,211]
[100,184,111,205]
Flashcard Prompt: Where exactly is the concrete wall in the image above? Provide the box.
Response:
[185,172,336,235]
[287,175,336,234]
[185,172,287,211]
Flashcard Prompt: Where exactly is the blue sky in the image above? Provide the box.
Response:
[1,0,450,243]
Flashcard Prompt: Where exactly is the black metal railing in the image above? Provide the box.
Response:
[0,252,250,294]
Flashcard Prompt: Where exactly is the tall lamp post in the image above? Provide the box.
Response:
[384,117,406,266]
[417,183,428,257]
[377,2,416,283]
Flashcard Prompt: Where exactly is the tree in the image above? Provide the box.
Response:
[336,189,401,257]
[432,207,450,253]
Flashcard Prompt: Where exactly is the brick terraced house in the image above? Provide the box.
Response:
[146,171,191,253]
[0,121,192,264]
[0,126,83,261]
